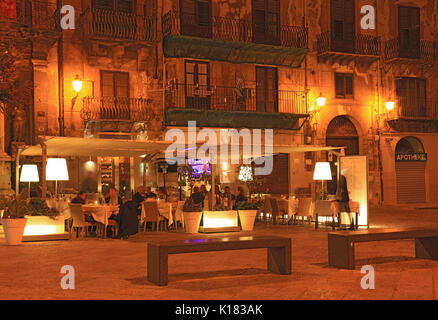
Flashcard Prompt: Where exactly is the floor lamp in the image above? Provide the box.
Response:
[20,164,39,197]
[313,162,332,200]
[46,158,69,196]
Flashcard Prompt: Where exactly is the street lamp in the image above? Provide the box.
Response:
[385,100,395,111]
[316,93,326,108]
[72,74,83,93]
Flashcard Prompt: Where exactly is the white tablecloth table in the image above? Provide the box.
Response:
[141,201,173,226]
[46,199,71,219]
[81,204,119,238]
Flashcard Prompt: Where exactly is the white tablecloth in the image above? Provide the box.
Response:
[46,199,71,219]
[82,204,119,226]
[141,201,173,226]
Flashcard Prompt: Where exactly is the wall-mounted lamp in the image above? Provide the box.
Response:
[72,74,83,94]
[316,93,326,108]
[385,100,395,111]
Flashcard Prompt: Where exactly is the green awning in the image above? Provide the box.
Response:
[163,34,308,68]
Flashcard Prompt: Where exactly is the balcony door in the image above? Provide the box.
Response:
[180,0,212,38]
[395,77,426,118]
[252,0,280,45]
[185,61,211,110]
[100,71,130,120]
[398,6,420,59]
[256,66,278,113]
[331,0,355,53]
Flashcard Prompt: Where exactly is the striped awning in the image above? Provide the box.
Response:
[163,34,308,68]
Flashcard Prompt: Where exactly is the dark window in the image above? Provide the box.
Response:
[256,66,278,112]
[92,0,135,13]
[100,71,130,120]
[143,0,156,16]
[335,73,354,98]
[184,61,211,109]
[180,0,211,38]
[330,0,355,52]
[398,6,420,58]
[252,0,280,45]
[395,77,426,117]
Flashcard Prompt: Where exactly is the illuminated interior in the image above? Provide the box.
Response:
[203,211,238,229]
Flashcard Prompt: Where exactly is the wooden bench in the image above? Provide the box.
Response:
[147,236,291,286]
[328,227,438,269]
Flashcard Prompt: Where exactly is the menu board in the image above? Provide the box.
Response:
[340,156,368,227]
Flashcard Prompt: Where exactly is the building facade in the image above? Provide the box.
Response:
[1,0,437,205]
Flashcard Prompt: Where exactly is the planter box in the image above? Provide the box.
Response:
[22,216,69,242]
[183,211,203,234]
[238,210,258,231]
[200,210,239,233]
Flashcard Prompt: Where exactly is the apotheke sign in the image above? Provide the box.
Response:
[395,153,427,162]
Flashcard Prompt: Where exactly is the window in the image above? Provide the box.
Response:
[395,77,426,117]
[331,0,355,52]
[92,0,135,13]
[252,0,280,45]
[100,71,130,119]
[335,73,353,98]
[180,0,211,37]
[256,66,278,112]
[184,61,211,109]
[398,6,420,58]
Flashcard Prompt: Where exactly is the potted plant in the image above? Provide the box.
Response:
[0,190,29,245]
[182,198,203,234]
[236,200,262,231]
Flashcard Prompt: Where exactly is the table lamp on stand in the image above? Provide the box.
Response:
[46,158,69,197]
[313,162,332,200]
[20,164,39,197]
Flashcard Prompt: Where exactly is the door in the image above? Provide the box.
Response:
[180,0,212,38]
[256,66,278,113]
[252,0,280,45]
[185,61,211,109]
[331,0,355,53]
[398,6,420,58]
[101,71,130,120]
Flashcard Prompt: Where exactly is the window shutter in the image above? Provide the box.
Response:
[143,0,156,16]
[181,0,196,15]
[335,74,345,97]
[115,73,129,98]
[93,0,114,11]
[395,78,406,96]
[101,71,115,97]
[197,0,210,26]
[117,0,134,13]
[345,76,353,95]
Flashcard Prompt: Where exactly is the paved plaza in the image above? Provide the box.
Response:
[1,205,438,300]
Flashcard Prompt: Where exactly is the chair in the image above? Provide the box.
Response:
[69,203,93,238]
[294,197,312,225]
[314,200,337,230]
[143,201,166,232]
[174,201,185,230]
[261,196,273,222]
[269,198,287,225]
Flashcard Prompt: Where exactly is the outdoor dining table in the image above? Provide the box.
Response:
[141,200,173,227]
[81,204,119,238]
[277,198,299,217]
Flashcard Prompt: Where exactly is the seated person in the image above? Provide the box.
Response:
[235,186,248,203]
[132,185,146,217]
[105,187,122,223]
[190,186,205,207]
[144,186,157,199]
[157,187,167,201]
[223,186,235,209]
[71,191,86,204]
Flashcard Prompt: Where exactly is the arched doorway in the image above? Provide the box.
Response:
[395,136,426,204]
[326,116,359,155]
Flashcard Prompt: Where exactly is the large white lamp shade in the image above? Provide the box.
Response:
[20,164,39,182]
[313,162,332,181]
[46,158,69,181]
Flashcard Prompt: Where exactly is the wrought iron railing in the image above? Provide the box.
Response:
[162,10,308,49]
[385,38,438,61]
[165,84,308,114]
[78,8,157,42]
[16,0,60,32]
[395,96,438,119]
[81,97,157,122]
[317,31,380,56]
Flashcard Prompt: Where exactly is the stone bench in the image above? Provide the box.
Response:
[328,227,438,269]
[147,236,291,286]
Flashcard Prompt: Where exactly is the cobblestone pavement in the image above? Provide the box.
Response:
[1,205,438,300]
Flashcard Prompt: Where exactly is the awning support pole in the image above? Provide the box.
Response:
[15,147,23,196]
[38,137,47,200]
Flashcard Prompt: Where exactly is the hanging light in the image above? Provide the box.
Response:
[72,74,83,93]
[238,165,253,182]
[316,92,326,107]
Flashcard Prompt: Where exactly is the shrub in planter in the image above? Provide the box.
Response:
[0,190,29,245]
[182,198,203,234]
[235,201,262,231]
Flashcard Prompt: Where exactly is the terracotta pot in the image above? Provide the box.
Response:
[2,218,27,245]
[238,210,258,231]
[183,211,202,234]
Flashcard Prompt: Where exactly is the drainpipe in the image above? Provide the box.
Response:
[57,0,65,136]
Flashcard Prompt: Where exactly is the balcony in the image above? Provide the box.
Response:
[162,10,308,49]
[17,0,60,32]
[385,38,438,62]
[394,97,438,119]
[164,84,308,130]
[81,97,157,122]
[317,31,380,64]
[78,8,157,43]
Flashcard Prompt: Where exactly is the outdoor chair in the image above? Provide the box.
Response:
[143,201,166,232]
[174,201,185,230]
[314,200,337,229]
[261,196,273,223]
[69,203,94,238]
[294,197,312,224]
[269,198,287,225]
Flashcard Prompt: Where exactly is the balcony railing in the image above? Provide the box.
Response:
[81,97,157,122]
[17,0,60,32]
[385,38,438,61]
[162,10,308,49]
[78,8,157,42]
[165,84,308,114]
[317,31,380,56]
[395,96,438,119]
